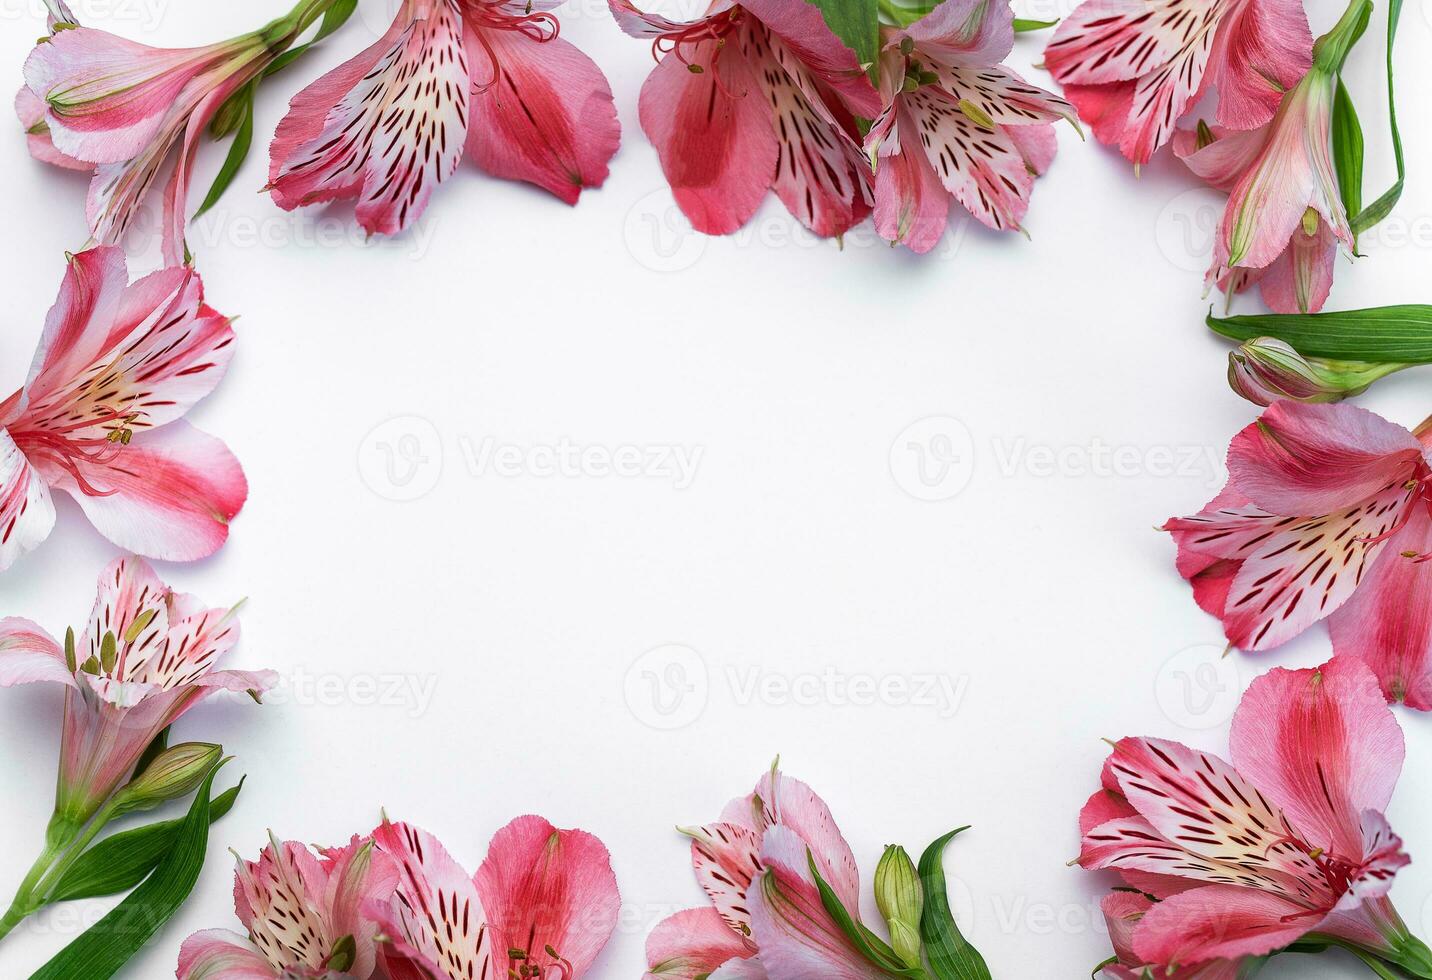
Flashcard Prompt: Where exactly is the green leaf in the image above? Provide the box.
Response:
[806,851,927,979]
[1351,0,1404,234]
[810,0,880,72]
[45,778,243,906]
[32,764,225,979]
[1331,80,1363,230]
[918,828,991,980]
[1208,306,1432,362]
[194,87,256,221]
[1012,18,1059,31]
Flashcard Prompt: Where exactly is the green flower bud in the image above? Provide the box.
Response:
[1228,337,1410,407]
[874,845,924,968]
[111,743,223,816]
[324,934,357,973]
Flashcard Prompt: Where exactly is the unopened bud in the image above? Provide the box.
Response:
[1228,337,1407,406]
[874,845,924,968]
[111,742,222,815]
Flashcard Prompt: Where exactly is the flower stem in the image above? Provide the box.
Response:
[1313,0,1375,72]
[0,841,65,943]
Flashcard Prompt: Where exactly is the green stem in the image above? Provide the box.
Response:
[1313,0,1374,72]
[0,841,66,943]
[28,800,120,906]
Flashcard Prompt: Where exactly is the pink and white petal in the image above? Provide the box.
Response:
[684,822,764,932]
[929,64,1077,128]
[644,908,756,980]
[893,0,1012,66]
[1256,217,1337,314]
[637,38,777,235]
[1229,656,1404,862]
[0,616,71,686]
[320,835,399,979]
[747,826,892,980]
[1131,884,1318,965]
[15,87,90,170]
[80,553,171,670]
[605,0,726,39]
[1334,810,1409,911]
[1328,507,1432,710]
[465,30,619,204]
[873,114,951,252]
[746,25,870,238]
[368,820,490,980]
[475,814,620,977]
[0,430,56,572]
[739,0,881,116]
[236,837,334,971]
[192,668,277,697]
[743,769,861,913]
[1044,0,1188,86]
[1227,401,1426,516]
[48,420,246,563]
[1173,124,1268,191]
[125,603,240,689]
[1118,17,1221,164]
[905,84,1039,232]
[1204,0,1312,131]
[176,928,278,980]
[1079,786,1136,835]
[23,28,216,162]
[21,247,130,411]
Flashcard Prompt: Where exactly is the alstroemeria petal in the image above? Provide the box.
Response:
[1204,0,1311,130]
[1131,884,1312,965]
[734,770,861,914]
[80,554,171,676]
[930,64,1077,128]
[15,87,90,171]
[22,247,129,412]
[1229,657,1404,864]
[46,420,246,562]
[636,37,777,235]
[235,838,334,972]
[895,0,1014,66]
[1256,215,1337,314]
[1328,507,1432,709]
[176,928,278,980]
[319,835,400,980]
[475,814,620,977]
[686,822,764,932]
[645,908,757,980]
[739,0,880,117]
[1173,124,1267,192]
[872,114,951,253]
[1045,0,1186,85]
[0,430,56,572]
[0,616,71,687]
[465,30,619,205]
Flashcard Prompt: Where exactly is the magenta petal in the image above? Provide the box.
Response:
[644,907,756,980]
[1229,656,1404,863]
[475,814,620,978]
[1205,0,1312,131]
[1132,884,1312,966]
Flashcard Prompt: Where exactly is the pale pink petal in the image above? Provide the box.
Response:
[44,420,246,562]
[475,814,620,977]
[319,835,399,979]
[79,554,171,674]
[1227,401,1425,516]
[176,928,278,980]
[709,957,769,979]
[1173,124,1267,191]
[928,64,1077,129]
[1328,507,1432,709]
[895,0,1014,66]
[685,821,764,932]
[735,769,861,914]
[21,247,130,411]
[1008,122,1059,175]
[1204,0,1311,130]
[0,430,56,572]
[645,908,757,980]
[15,87,90,170]
[0,616,71,686]
[124,604,241,690]
[1131,884,1318,964]
[234,837,334,972]
[1335,810,1409,910]
[1229,656,1404,863]
[873,114,951,252]
[606,0,718,38]
[636,37,777,235]
[368,820,491,980]
[1256,215,1337,314]
[465,30,619,205]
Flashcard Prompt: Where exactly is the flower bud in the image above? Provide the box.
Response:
[874,845,924,968]
[111,742,222,815]
[324,934,357,973]
[1228,337,1406,406]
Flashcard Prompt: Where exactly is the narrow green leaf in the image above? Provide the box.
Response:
[918,828,991,980]
[45,779,242,905]
[806,851,926,978]
[1351,0,1404,233]
[1208,306,1432,362]
[809,0,880,72]
[194,90,255,220]
[1013,18,1059,31]
[1331,80,1363,228]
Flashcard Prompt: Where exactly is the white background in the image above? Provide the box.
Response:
[2,0,1430,976]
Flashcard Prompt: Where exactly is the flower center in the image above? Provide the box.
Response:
[11,410,140,497]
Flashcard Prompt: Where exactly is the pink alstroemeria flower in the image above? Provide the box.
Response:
[0,247,245,572]
[1165,401,1432,709]
[178,833,398,979]
[369,814,619,980]
[865,0,1078,250]
[268,0,620,237]
[0,556,275,828]
[1097,892,1267,978]
[645,764,894,980]
[1079,656,1432,971]
[609,0,881,238]
[1043,0,1312,164]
